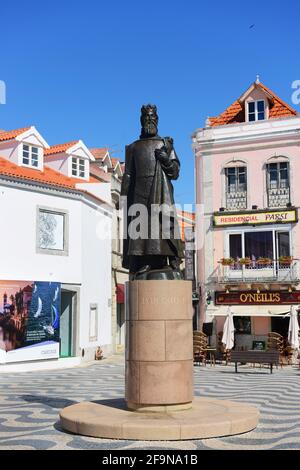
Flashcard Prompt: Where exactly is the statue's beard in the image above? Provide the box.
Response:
[142,122,157,137]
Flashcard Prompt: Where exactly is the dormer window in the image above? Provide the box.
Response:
[22,144,39,168]
[248,100,265,122]
[71,157,86,178]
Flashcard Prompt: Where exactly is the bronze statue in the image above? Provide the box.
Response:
[121,104,184,279]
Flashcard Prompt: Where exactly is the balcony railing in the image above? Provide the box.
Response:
[267,188,290,208]
[226,191,247,211]
[216,259,300,284]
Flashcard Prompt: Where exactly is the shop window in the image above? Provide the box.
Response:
[234,316,251,334]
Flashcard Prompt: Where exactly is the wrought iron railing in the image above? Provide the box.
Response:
[216,259,300,283]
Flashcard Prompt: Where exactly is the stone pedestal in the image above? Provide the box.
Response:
[59,279,260,440]
[125,280,193,410]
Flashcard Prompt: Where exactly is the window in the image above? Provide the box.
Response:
[89,304,98,341]
[37,207,68,255]
[225,167,247,210]
[71,157,86,178]
[228,230,291,262]
[22,144,39,168]
[267,162,290,207]
[248,100,265,122]
[234,317,251,334]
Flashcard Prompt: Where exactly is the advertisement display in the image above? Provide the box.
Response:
[0,280,60,364]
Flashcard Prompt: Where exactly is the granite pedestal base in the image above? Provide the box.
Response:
[60,279,259,440]
[59,397,260,440]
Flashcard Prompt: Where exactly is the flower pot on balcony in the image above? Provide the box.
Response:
[220,258,235,266]
[238,257,251,266]
[279,256,293,266]
[256,258,272,266]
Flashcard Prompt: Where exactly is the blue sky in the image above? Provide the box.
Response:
[0,0,299,205]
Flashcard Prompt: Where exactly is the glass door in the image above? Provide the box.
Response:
[276,231,290,259]
[60,291,73,357]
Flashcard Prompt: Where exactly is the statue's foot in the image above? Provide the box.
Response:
[135,264,151,276]
[169,258,181,271]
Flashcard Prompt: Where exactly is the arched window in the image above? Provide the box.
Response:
[266,156,290,208]
[224,160,247,210]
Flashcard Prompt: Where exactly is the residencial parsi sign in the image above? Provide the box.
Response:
[214,209,297,227]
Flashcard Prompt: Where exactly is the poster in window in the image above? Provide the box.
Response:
[0,280,60,364]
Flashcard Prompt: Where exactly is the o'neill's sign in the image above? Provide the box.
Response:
[214,208,297,227]
[215,291,300,306]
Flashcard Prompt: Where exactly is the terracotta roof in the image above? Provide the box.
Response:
[0,156,98,191]
[90,148,109,160]
[209,82,298,127]
[177,210,195,241]
[0,127,31,141]
[111,157,120,168]
[90,163,111,182]
[44,141,79,156]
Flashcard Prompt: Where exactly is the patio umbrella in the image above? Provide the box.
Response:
[288,305,299,350]
[222,307,235,350]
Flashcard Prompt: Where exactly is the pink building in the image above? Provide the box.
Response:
[193,78,300,350]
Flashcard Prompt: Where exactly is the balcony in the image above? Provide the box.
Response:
[268,188,290,208]
[216,259,300,285]
[226,191,247,211]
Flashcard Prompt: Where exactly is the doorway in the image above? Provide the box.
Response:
[60,291,74,357]
[271,316,289,338]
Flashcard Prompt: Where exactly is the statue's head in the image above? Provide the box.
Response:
[140,104,158,138]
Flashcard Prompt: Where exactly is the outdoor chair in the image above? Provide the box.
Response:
[216,332,231,365]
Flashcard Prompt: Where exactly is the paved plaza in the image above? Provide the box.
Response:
[0,356,300,450]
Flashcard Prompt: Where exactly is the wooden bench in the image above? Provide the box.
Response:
[230,350,280,374]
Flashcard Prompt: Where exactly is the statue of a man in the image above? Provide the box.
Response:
[121,104,184,278]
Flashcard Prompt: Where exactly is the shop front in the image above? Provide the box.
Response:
[212,290,300,351]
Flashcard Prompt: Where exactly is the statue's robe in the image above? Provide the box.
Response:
[121,136,184,269]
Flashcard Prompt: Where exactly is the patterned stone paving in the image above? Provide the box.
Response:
[0,355,300,450]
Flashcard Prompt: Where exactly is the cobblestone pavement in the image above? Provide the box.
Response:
[0,355,300,450]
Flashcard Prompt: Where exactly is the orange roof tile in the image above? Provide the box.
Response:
[209,82,297,127]
[177,210,195,241]
[90,148,109,160]
[0,127,31,141]
[90,163,111,182]
[0,156,98,191]
[44,141,79,156]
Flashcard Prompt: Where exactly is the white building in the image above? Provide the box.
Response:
[0,126,113,369]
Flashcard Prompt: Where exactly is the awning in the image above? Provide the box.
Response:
[207,305,292,317]
[116,284,125,304]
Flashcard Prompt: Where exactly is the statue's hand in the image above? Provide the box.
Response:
[155,148,170,164]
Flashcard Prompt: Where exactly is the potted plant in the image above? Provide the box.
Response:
[257,257,272,266]
[238,257,251,266]
[219,257,235,266]
[279,256,293,266]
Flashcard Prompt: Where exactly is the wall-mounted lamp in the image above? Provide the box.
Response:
[206,291,212,305]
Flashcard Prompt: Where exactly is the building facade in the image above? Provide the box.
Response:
[0,127,113,368]
[90,148,128,354]
[193,79,300,349]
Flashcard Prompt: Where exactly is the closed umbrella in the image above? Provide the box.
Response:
[288,305,299,350]
[222,307,235,350]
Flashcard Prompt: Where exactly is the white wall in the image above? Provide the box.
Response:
[0,181,112,357]
[79,203,112,355]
